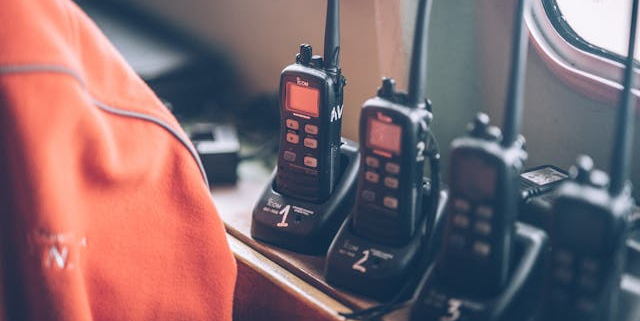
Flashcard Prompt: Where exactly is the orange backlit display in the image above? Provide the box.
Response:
[286,82,320,117]
[367,118,402,155]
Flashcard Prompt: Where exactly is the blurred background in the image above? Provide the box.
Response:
[76,0,640,199]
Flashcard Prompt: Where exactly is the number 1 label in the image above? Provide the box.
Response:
[277,205,291,228]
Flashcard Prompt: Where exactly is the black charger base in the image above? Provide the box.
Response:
[251,139,360,255]
[409,223,547,321]
[187,122,240,185]
[323,184,447,301]
[617,275,640,321]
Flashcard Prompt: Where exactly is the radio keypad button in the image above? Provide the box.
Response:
[554,250,574,266]
[453,198,471,213]
[552,267,573,284]
[473,241,491,257]
[303,156,318,168]
[365,171,379,183]
[580,258,599,273]
[449,234,466,249]
[304,138,318,149]
[384,177,399,189]
[286,119,299,130]
[286,133,300,144]
[383,196,398,209]
[452,214,470,229]
[576,298,596,314]
[577,257,600,292]
[305,124,319,135]
[476,205,494,219]
[473,221,492,235]
[362,190,376,202]
[578,275,598,292]
[283,151,296,162]
[385,162,400,174]
[365,156,380,168]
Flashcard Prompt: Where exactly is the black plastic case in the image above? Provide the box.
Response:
[251,139,359,254]
[409,223,547,321]
[188,123,240,185]
[324,183,447,301]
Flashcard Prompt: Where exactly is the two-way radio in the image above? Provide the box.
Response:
[541,1,639,320]
[436,0,530,295]
[351,0,436,246]
[251,0,360,254]
[324,0,441,302]
[275,0,346,203]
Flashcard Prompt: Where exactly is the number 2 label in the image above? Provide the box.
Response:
[352,249,370,273]
[416,141,426,161]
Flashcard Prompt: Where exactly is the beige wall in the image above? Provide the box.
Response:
[123,0,640,197]
[124,0,483,177]
[476,0,640,199]
[126,0,383,141]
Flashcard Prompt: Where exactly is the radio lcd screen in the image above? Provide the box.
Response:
[286,82,320,117]
[367,118,402,155]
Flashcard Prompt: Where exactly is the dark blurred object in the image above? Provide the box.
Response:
[234,94,281,167]
[77,0,281,166]
[188,123,240,185]
[77,0,240,120]
[234,93,281,140]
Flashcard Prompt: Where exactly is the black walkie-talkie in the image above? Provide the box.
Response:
[351,0,435,246]
[324,0,439,302]
[541,1,639,320]
[436,0,529,295]
[275,0,346,203]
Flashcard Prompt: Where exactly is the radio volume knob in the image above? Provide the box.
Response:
[377,77,396,100]
[468,113,490,138]
[571,155,594,185]
[311,55,323,68]
[485,126,502,142]
[299,44,313,65]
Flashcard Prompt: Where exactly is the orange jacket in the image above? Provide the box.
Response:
[0,0,236,320]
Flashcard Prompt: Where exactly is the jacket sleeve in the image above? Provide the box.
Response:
[0,0,237,320]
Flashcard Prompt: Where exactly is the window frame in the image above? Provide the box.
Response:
[525,0,640,107]
[543,0,631,65]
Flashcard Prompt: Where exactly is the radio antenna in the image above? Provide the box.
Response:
[407,0,433,108]
[502,0,530,147]
[324,0,340,71]
[609,0,639,195]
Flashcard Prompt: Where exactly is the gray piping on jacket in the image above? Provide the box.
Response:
[0,64,209,187]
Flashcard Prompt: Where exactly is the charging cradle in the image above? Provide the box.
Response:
[251,139,360,254]
[616,272,640,321]
[409,223,547,321]
[323,182,447,301]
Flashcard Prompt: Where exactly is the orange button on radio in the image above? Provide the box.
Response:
[304,138,318,149]
[305,124,319,135]
[286,119,299,130]
[286,133,299,144]
[304,156,318,168]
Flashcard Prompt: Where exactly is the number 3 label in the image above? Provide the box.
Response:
[440,299,461,321]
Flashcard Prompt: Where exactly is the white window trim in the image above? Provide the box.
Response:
[525,0,640,107]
